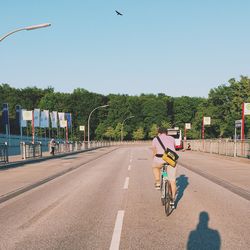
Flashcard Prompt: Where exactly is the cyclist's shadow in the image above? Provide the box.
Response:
[175,174,189,208]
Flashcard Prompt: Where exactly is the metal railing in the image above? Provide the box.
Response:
[185,139,250,158]
[0,142,9,164]
[20,142,42,160]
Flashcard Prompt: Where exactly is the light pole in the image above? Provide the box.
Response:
[88,105,109,148]
[0,23,51,42]
[121,115,135,141]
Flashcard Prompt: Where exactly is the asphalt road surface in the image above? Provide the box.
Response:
[0,146,249,250]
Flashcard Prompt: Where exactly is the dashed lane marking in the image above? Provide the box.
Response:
[109,210,125,250]
[123,177,129,189]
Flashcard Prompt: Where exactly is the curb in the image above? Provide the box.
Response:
[0,146,105,170]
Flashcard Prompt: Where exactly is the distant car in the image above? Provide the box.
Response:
[168,128,183,150]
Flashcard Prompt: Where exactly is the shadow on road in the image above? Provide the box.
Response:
[175,174,189,208]
[187,211,221,250]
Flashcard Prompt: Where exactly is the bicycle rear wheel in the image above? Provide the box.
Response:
[164,182,171,216]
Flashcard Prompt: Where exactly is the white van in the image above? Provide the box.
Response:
[167,127,183,150]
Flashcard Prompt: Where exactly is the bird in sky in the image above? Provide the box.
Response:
[115,10,123,16]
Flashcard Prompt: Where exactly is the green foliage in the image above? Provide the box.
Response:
[148,124,158,138]
[104,126,116,140]
[1,76,250,140]
[133,127,145,140]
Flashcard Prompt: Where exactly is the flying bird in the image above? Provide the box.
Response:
[115,10,123,16]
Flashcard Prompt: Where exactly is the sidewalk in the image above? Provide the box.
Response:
[178,150,250,193]
[0,146,118,202]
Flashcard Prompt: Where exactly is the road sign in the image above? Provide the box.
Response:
[203,117,211,125]
[79,125,85,131]
[235,120,242,128]
[244,103,250,115]
[185,123,191,129]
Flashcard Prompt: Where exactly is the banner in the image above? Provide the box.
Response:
[15,105,21,126]
[244,103,250,115]
[34,109,40,127]
[50,111,58,128]
[2,103,9,125]
[58,112,65,121]
[22,110,33,121]
[60,120,67,128]
[40,110,49,128]
[21,109,27,127]
[65,113,72,128]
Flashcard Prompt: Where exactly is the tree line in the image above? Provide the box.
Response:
[0,76,249,141]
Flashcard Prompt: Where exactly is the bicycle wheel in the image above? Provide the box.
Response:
[160,178,166,206]
[164,182,171,216]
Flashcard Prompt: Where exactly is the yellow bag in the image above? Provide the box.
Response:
[156,136,179,167]
[162,148,179,167]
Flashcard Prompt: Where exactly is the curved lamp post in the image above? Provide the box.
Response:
[88,105,109,148]
[0,23,51,42]
[121,115,135,141]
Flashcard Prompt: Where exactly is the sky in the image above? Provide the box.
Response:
[0,0,249,98]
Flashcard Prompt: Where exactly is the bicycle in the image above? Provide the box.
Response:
[160,163,173,216]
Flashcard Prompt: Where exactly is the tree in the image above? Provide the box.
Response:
[148,124,158,138]
[104,126,116,141]
[133,127,145,140]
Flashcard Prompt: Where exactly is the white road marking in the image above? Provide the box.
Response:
[129,158,132,163]
[128,165,131,171]
[109,210,125,250]
[123,177,129,189]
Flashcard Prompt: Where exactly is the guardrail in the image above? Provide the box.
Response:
[3,140,150,163]
[185,139,250,158]
[0,142,9,164]
[20,142,42,160]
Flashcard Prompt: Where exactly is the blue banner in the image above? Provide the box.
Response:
[2,103,9,125]
[15,105,21,126]
[65,113,72,128]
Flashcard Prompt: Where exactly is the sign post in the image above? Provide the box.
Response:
[241,103,250,156]
[79,125,85,142]
[184,123,191,149]
[202,117,211,150]
[234,119,242,157]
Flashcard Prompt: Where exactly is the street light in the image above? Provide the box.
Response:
[88,105,109,148]
[0,23,51,42]
[121,115,135,141]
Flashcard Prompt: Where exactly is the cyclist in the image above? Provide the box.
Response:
[152,127,178,208]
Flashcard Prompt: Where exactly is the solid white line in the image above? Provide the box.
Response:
[109,210,125,250]
[123,177,129,189]
[128,165,131,171]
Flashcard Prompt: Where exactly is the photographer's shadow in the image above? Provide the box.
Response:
[187,211,221,250]
[175,174,189,208]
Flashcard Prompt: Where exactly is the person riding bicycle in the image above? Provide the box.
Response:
[152,127,178,208]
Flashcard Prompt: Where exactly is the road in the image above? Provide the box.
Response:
[0,146,249,249]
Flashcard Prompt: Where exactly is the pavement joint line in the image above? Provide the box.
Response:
[123,177,129,189]
[109,210,125,250]
[0,147,119,205]
[179,162,250,201]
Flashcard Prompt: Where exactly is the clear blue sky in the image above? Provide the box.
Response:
[0,0,249,97]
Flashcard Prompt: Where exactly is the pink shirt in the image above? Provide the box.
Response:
[152,134,176,163]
